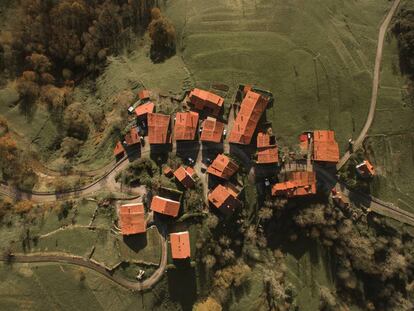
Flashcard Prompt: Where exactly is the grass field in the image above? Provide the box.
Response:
[366,34,414,213]
[0,262,180,311]
[164,0,391,150]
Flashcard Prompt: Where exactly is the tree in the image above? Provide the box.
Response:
[63,102,90,140]
[148,8,176,62]
[193,297,222,311]
[16,71,40,115]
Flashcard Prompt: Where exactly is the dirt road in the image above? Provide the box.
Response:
[337,0,401,170]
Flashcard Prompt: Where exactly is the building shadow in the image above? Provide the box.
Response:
[122,234,148,252]
[201,142,223,163]
[176,141,200,162]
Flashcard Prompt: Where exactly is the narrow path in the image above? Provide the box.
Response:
[337,0,401,170]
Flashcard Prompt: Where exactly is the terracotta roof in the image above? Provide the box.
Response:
[257,146,279,164]
[257,132,271,148]
[272,171,316,197]
[135,102,154,117]
[313,130,339,163]
[229,91,269,145]
[356,160,375,177]
[170,231,191,259]
[114,141,125,156]
[163,166,173,177]
[174,166,195,188]
[138,89,151,100]
[118,203,146,235]
[189,88,224,116]
[207,154,239,180]
[150,196,180,217]
[174,111,199,141]
[124,127,140,146]
[200,117,224,143]
[148,113,171,144]
[208,184,241,213]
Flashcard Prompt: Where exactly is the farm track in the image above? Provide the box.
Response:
[336,0,402,170]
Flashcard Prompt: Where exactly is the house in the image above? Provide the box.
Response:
[174,111,199,141]
[356,160,375,178]
[229,91,269,145]
[113,141,125,158]
[134,102,155,118]
[150,196,180,217]
[207,154,239,180]
[256,132,278,164]
[200,117,224,143]
[138,89,151,101]
[312,130,340,163]
[170,231,191,259]
[124,127,140,146]
[188,88,224,116]
[208,184,242,214]
[174,166,196,189]
[272,171,317,198]
[163,166,173,178]
[118,203,146,235]
[148,113,171,144]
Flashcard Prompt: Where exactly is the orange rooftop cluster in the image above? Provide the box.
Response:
[272,171,317,198]
[313,130,339,163]
[189,88,224,117]
[170,231,191,259]
[207,154,239,180]
[208,184,242,214]
[174,111,199,141]
[118,203,146,235]
[256,132,278,164]
[150,196,180,217]
[148,113,171,144]
[200,117,224,143]
[174,166,196,189]
[229,91,269,145]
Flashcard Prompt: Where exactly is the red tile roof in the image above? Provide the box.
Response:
[356,160,375,177]
[138,89,151,100]
[174,166,195,188]
[208,184,241,213]
[163,166,173,177]
[124,127,140,146]
[189,88,224,116]
[135,102,154,117]
[114,141,125,156]
[207,154,239,180]
[148,113,171,144]
[257,132,272,148]
[174,111,199,141]
[272,171,316,197]
[313,130,340,163]
[229,91,269,145]
[200,117,224,143]
[150,196,180,217]
[170,231,191,259]
[118,203,146,235]
[257,146,279,164]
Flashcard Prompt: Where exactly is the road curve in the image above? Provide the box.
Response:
[337,0,401,170]
[0,227,168,292]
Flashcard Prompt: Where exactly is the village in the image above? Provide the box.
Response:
[112,85,376,265]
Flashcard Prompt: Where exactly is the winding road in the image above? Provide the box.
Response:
[0,0,408,292]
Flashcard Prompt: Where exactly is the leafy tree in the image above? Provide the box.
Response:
[63,102,90,140]
[148,7,176,62]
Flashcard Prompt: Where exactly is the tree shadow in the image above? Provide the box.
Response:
[150,45,176,64]
[167,263,197,311]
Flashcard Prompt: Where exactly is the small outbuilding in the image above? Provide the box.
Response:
[150,196,180,217]
[170,231,191,259]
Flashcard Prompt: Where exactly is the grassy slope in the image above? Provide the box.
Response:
[367,30,414,212]
[0,262,179,311]
[165,0,390,150]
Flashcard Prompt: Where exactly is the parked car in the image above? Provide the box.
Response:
[223,129,227,137]
[264,178,271,187]
[187,157,195,166]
